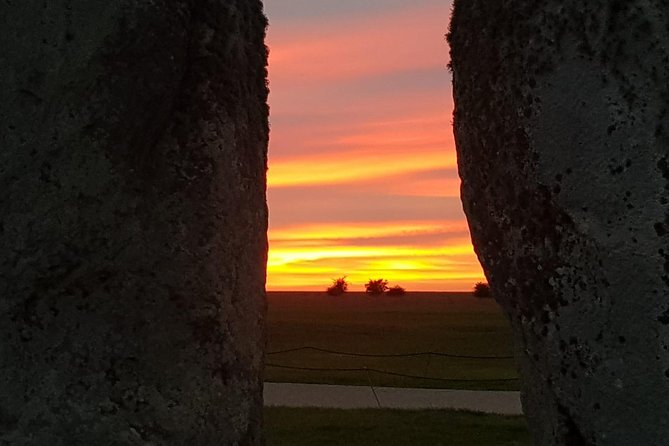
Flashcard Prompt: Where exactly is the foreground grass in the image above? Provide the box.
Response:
[266,292,518,390]
[264,407,531,446]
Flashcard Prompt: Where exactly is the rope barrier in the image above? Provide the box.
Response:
[267,346,514,360]
[266,362,519,383]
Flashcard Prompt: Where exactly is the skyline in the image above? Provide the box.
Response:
[264,0,485,291]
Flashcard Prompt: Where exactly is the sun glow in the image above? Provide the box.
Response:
[267,222,483,291]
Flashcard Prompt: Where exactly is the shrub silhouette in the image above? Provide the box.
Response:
[365,278,388,295]
[326,276,348,296]
[473,282,492,298]
[386,285,406,296]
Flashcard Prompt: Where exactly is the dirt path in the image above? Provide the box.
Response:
[264,382,523,415]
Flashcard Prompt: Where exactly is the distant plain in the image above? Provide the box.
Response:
[265,291,519,391]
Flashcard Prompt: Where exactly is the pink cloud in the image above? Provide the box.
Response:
[267,2,451,85]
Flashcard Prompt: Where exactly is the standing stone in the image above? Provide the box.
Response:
[449,2,669,445]
[0,1,268,444]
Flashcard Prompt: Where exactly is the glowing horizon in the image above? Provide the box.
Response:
[264,0,485,291]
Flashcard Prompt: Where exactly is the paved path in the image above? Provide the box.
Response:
[264,383,523,415]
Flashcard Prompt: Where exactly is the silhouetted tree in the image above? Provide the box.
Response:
[387,285,406,296]
[365,279,388,295]
[326,276,349,295]
[473,282,491,297]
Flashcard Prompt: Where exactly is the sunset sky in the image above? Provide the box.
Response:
[263,0,484,291]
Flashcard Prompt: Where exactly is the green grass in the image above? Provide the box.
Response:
[266,292,519,390]
[264,407,531,446]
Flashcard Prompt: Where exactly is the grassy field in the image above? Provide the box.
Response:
[264,407,531,446]
[266,291,519,390]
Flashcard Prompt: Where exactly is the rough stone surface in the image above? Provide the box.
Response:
[0,1,268,444]
[449,2,669,445]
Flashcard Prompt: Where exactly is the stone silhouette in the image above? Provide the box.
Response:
[449,2,669,445]
[1,1,268,444]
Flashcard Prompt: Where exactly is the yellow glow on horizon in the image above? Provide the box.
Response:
[267,237,483,292]
[269,243,474,266]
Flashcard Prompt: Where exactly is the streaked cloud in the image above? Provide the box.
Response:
[267,2,451,84]
[268,189,466,227]
[270,220,468,245]
[269,148,455,188]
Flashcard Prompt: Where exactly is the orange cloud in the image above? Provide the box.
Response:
[351,172,462,198]
[269,111,456,188]
[268,147,456,188]
[269,75,452,125]
[270,220,467,242]
[269,103,455,164]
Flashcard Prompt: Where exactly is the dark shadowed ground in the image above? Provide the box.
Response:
[264,407,531,446]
